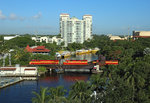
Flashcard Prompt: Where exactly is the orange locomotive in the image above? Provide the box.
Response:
[29,60,59,65]
[105,60,118,65]
[63,60,88,65]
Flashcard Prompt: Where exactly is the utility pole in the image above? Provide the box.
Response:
[34,31,38,46]
[128,27,130,41]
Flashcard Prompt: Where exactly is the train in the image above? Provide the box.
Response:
[63,60,88,65]
[92,60,119,65]
[105,60,118,65]
[29,60,59,65]
[29,60,118,65]
[29,60,88,65]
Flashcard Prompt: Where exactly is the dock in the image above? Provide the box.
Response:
[0,77,23,89]
[0,76,38,89]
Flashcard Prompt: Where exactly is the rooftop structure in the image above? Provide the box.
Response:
[25,45,50,55]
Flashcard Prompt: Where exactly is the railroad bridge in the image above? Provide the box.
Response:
[29,58,118,72]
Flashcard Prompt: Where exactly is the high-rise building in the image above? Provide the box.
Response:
[60,13,92,46]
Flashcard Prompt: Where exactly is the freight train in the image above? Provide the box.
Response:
[29,60,118,66]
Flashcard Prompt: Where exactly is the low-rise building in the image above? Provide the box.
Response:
[49,36,64,45]
[25,45,50,55]
[4,35,19,40]
[31,36,64,45]
[0,66,37,76]
[108,35,128,40]
[133,31,150,38]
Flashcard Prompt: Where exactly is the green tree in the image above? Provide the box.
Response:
[32,87,49,103]
[47,86,67,103]
[68,81,92,103]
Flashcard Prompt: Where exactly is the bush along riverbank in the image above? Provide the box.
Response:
[37,67,47,76]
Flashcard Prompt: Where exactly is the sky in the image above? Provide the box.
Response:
[0,0,150,35]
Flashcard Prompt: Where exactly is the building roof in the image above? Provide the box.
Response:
[0,68,16,70]
[83,14,92,16]
[24,68,36,70]
[134,31,150,32]
[4,35,19,40]
[60,13,69,15]
[71,17,79,20]
[25,45,50,53]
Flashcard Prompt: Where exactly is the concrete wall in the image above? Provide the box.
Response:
[0,67,37,76]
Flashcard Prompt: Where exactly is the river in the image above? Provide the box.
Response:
[0,54,98,103]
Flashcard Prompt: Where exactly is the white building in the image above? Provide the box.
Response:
[31,36,64,45]
[133,31,150,37]
[60,13,92,46]
[108,35,128,40]
[4,35,19,40]
[0,66,37,76]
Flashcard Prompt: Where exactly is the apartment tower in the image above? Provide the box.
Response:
[60,14,92,46]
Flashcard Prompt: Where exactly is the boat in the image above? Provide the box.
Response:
[76,49,94,55]
[91,48,100,54]
[58,50,64,54]
[76,50,84,55]
[55,52,61,58]
[85,49,90,53]
[61,51,71,58]
[88,49,92,53]
[76,49,88,55]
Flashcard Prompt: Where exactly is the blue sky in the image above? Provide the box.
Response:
[0,0,150,35]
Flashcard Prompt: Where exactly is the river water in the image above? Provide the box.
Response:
[0,54,98,103]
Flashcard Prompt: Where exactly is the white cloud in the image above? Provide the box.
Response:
[32,12,42,19]
[19,17,26,21]
[0,10,42,21]
[0,10,6,20]
[9,13,18,20]
[9,13,26,21]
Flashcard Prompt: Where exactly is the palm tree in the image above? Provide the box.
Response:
[47,86,67,103]
[32,87,49,103]
[103,77,133,103]
[123,63,145,101]
[0,46,9,67]
[68,81,92,103]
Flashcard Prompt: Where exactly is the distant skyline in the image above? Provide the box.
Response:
[0,0,150,35]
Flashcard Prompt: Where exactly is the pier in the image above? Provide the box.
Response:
[0,77,23,89]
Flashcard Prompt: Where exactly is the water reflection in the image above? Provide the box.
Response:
[0,73,91,103]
